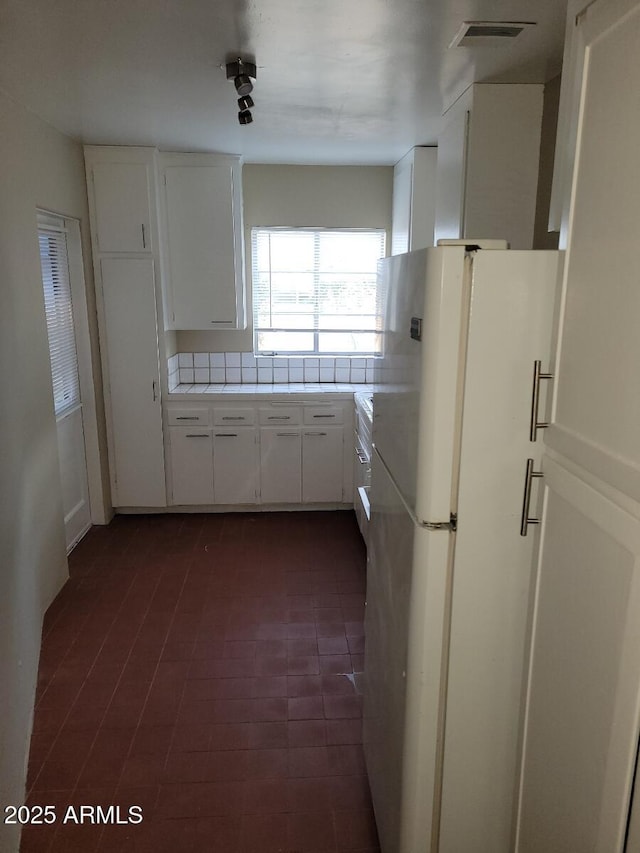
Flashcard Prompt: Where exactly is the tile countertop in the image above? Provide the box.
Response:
[167,383,372,401]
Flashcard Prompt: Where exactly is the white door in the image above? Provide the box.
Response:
[38,214,91,551]
[163,164,238,328]
[169,428,214,505]
[259,428,301,503]
[100,257,166,507]
[517,2,640,850]
[302,428,343,503]
[55,409,91,551]
[92,162,152,253]
[213,429,258,504]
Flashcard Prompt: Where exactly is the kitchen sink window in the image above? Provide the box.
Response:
[251,227,386,356]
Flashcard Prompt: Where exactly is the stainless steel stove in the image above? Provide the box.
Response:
[354,392,373,542]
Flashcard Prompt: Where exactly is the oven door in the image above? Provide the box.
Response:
[354,432,371,542]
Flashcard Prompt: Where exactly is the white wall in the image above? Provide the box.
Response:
[0,89,107,853]
[177,163,393,353]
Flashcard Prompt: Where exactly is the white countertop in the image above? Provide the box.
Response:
[167,382,372,401]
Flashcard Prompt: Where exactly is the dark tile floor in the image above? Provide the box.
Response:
[21,511,379,853]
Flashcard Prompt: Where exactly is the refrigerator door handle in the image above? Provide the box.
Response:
[520,458,543,536]
[529,360,554,441]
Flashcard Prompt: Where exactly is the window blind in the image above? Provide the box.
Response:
[37,213,80,416]
[251,227,386,356]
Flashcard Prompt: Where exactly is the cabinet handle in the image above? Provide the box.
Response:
[305,432,327,437]
[356,450,367,464]
[215,433,238,437]
[176,416,200,420]
[312,414,335,419]
[222,416,245,421]
[529,360,554,442]
[186,434,210,438]
[152,380,157,402]
[277,432,299,437]
[268,416,291,420]
[520,458,543,536]
[141,223,146,249]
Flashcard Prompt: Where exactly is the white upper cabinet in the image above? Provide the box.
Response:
[91,161,153,253]
[434,84,544,249]
[391,147,437,254]
[160,154,246,331]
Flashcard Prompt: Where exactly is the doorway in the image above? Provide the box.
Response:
[37,210,94,551]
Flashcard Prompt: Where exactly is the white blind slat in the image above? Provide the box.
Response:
[38,215,80,416]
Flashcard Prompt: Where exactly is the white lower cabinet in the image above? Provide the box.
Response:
[259,428,302,504]
[166,399,352,508]
[213,429,258,504]
[302,428,344,503]
[169,427,214,505]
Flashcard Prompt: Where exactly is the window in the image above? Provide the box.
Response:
[38,212,80,416]
[252,227,386,356]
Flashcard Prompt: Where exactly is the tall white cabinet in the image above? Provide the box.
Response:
[516,1,640,850]
[85,146,167,508]
[434,83,544,249]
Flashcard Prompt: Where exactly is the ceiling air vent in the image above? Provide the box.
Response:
[449,21,536,48]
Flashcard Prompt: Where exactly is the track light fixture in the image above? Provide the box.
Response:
[234,74,253,96]
[225,57,257,125]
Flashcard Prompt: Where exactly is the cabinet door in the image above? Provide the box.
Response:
[92,163,152,253]
[169,428,214,505]
[260,428,301,504]
[164,164,240,329]
[517,3,640,849]
[100,258,165,506]
[302,428,344,503]
[434,106,469,243]
[391,153,413,255]
[213,430,258,504]
[392,147,438,255]
[517,457,640,853]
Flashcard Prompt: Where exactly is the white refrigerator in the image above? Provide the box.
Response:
[363,243,562,853]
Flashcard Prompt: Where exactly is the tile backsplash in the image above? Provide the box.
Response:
[168,353,375,389]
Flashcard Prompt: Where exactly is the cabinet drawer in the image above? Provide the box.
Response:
[167,407,210,426]
[303,406,344,425]
[258,407,302,426]
[213,407,255,426]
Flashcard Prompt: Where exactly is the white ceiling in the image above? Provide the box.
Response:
[0,0,567,165]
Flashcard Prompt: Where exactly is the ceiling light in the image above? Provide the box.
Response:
[234,74,253,96]
[225,58,257,83]
[225,57,257,125]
